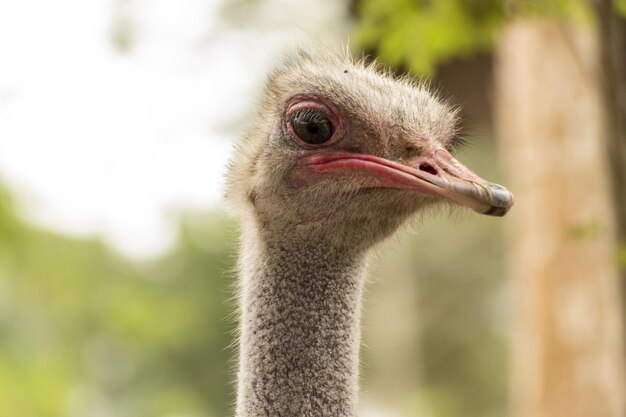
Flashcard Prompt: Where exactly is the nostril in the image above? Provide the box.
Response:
[419,163,437,176]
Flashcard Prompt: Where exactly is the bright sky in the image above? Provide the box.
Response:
[0,0,349,258]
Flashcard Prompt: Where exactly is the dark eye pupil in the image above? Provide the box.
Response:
[291,110,334,145]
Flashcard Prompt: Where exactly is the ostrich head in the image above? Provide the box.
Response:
[226,48,513,250]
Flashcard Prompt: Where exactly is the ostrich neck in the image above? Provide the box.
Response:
[236,222,368,417]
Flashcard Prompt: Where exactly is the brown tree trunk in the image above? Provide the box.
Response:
[594,0,626,356]
[495,18,625,417]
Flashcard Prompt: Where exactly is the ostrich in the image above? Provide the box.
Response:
[225,48,513,417]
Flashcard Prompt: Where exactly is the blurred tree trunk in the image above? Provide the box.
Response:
[594,0,626,347]
[495,18,625,417]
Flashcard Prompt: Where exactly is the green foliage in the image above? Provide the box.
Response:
[354,0,504,76]
[519,0,590,18]
[0,189,238,417]
[616,0,626,16]
[352,0,595,76]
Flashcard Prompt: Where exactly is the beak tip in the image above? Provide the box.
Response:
[481,184,514,217]
[482,205,512,217]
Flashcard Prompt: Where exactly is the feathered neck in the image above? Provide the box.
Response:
[235,220,368,417]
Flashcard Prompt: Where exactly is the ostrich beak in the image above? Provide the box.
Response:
[300,148,514,217]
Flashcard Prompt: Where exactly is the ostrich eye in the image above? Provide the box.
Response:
[290,110,334,145]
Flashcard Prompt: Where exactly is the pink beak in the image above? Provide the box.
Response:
[299,148,514,217]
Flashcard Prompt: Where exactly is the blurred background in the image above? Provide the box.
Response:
[0,0,625,417]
